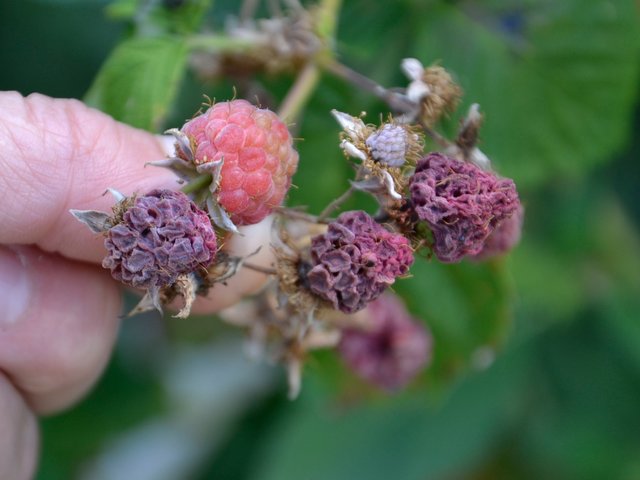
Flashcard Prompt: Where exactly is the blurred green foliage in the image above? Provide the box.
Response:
[1,0,639,478]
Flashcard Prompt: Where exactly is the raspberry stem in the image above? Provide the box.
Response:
[181,173,212,195]
[243,262,277,276]
[278,62,321,122]
[187,34,257,53]
[317,184,355,221]
[321,58,453,149]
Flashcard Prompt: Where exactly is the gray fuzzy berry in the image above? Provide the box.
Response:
[365,124,409,167]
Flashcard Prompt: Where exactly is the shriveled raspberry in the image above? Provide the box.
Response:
[307,211,414,314]
[339,293,432,391]
[472,204,524,260]
[181,99,299,225]
[102,190,217,289]
[410,152,520,263]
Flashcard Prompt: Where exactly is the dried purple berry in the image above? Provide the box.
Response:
[102,189,217,289]
[339,293,432,390]
[472,204,524,260]
[307,211,414,314]
[409,152,520,263]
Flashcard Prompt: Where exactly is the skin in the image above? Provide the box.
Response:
[0,92,273,480]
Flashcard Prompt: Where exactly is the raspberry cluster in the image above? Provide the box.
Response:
[73,50,523,397]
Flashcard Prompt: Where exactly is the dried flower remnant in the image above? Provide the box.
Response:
[307,211,414,314]
[444,103,492,171]
[331,110,423,205]
[339,293,432,390]
[409,153,520,262]
[191,7,322,79]
[401,58,462,126]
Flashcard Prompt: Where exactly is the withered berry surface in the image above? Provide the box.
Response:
[410,153,520,262]
[103,189,217,289]
[307,211,414,314]
[339,293,431,390]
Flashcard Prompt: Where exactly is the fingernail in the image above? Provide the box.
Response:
[0,247,30,328]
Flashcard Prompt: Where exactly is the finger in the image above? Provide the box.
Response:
[0,92,177,264]
[189,216,275,314]
[0,246,121,414]
[0,373,38,480]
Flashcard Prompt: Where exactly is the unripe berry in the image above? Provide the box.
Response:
[365,124,410,167]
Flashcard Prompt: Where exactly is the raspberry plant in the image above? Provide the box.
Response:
[76,0,525,398]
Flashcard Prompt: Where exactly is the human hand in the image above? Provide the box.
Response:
[0,92,272,479]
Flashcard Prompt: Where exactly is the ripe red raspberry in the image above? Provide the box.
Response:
[180,99,299,225]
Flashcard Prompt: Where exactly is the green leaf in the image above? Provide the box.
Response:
[107,0,213,35]
[410,0,640,187]
[395,258,515,389]
[251,345,531,480]
[85,36,188,131]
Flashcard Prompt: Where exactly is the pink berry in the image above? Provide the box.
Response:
[339,293,432,391]
[181,100,299,225]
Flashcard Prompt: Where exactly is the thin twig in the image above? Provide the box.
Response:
[243,262,278,275]
[317,184,355,221]
[277,61,321,122]
[321,58,414,112]
[421,123,454,149]
[321,58,454,149]
[275,206,328,223]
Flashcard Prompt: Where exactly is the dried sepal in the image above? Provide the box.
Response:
[69,209,113,234]
[207,247,262,285]
[173,273,198,319]
[146,156,197,183]
[207,196,239,233]
[165,128,195,162]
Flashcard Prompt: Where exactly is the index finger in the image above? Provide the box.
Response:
[0,92,178,264]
